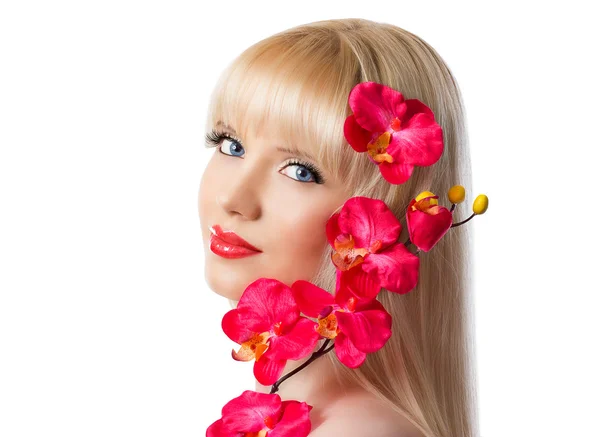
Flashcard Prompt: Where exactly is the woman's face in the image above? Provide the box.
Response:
[198,121,351,301]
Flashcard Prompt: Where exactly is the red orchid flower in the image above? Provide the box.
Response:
[206,390,313,437]
[406,191,453,252]
[222,278,320,386]
[326,196,420,295]
[291,270,392,368]
[343,81,444,185]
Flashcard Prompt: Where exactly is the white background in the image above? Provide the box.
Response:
[1,1,598,436]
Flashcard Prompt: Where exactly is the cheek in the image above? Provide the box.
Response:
[270,196,335,281]
[198,156,218,237]
[286,214,328,252]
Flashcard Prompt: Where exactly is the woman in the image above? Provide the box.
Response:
[198,18,479,437]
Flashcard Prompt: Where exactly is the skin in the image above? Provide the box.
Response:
[254,347,424,437]
[198,120,423,436]
[198,121,351,300]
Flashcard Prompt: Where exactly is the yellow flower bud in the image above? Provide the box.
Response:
[447,185,465,204]
[472,194,489,215]
[415,191,436,202]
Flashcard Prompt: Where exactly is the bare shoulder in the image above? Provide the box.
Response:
[309,389,423,437]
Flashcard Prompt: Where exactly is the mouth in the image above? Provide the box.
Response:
[208,224,262,258]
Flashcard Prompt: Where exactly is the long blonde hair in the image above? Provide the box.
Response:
[204,18,479,437]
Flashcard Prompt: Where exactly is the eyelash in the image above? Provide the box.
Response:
[204,129,326,184]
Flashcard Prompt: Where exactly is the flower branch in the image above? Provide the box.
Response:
[207,80,490,437]
[270,339,335,394]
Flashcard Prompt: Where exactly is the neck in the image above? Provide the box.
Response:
[254,339,350,409]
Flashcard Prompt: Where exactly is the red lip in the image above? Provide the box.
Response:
[209,224,261,252]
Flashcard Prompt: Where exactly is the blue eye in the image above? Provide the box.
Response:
[280,160,320,183]
[219,138,245,157]
[204,128,326,184]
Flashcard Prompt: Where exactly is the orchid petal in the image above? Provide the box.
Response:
[335,269,342,293]
[253,354,287,386]
[407,205,453,252]
[403,98,436,121]
[349,82,407,133]
[206,418,223,437]
[325,212,342,247]
[378,161,414,185]
[343,114,371,153]
[221,390,282,434]
[334,268,381,304]
[237,278,299,331]
[334,332,367,368]
[268,317,320,361]
[361,243,420,295]
[337,197,401,249]
[291,280,334,318]
[222,308,255,343]
[336,301,392,353]
[268,401,313,437]
[387,111,443,166]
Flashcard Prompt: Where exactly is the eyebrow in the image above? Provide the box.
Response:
[215,120,318,162]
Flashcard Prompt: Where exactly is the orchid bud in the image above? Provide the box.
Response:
[472,194,489,215]
[448,185,465,204]
[415,191,437,202]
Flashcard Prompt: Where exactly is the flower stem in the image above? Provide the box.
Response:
[451,212,475,228]
[269,339,335,394]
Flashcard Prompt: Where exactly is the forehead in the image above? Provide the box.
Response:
[205,57,355,184]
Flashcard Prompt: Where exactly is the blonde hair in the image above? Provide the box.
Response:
[205,18,479,437]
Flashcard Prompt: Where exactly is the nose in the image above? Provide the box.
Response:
[216,168,262,221]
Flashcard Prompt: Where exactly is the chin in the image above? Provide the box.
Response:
[202,237,257,301]
[203,261,249,301]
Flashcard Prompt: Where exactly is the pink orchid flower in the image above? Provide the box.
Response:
[326,196,420,295]
[206,390,313,437]
[343,81,444,185]
[291,270,392,368]
[406,191,453,252]
[222,278,320,386]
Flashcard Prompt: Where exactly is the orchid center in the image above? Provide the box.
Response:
[345,296,357,312]
[369,239,382,253]
[264,416,276,429]
[232,331,270,362]
[367,131,394,164]
[415,191,437,202]
[272,321,284,336]
[390,117,402,131]
[412,191,439,213]
[317,312,340,339]
[331,234,369,271]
